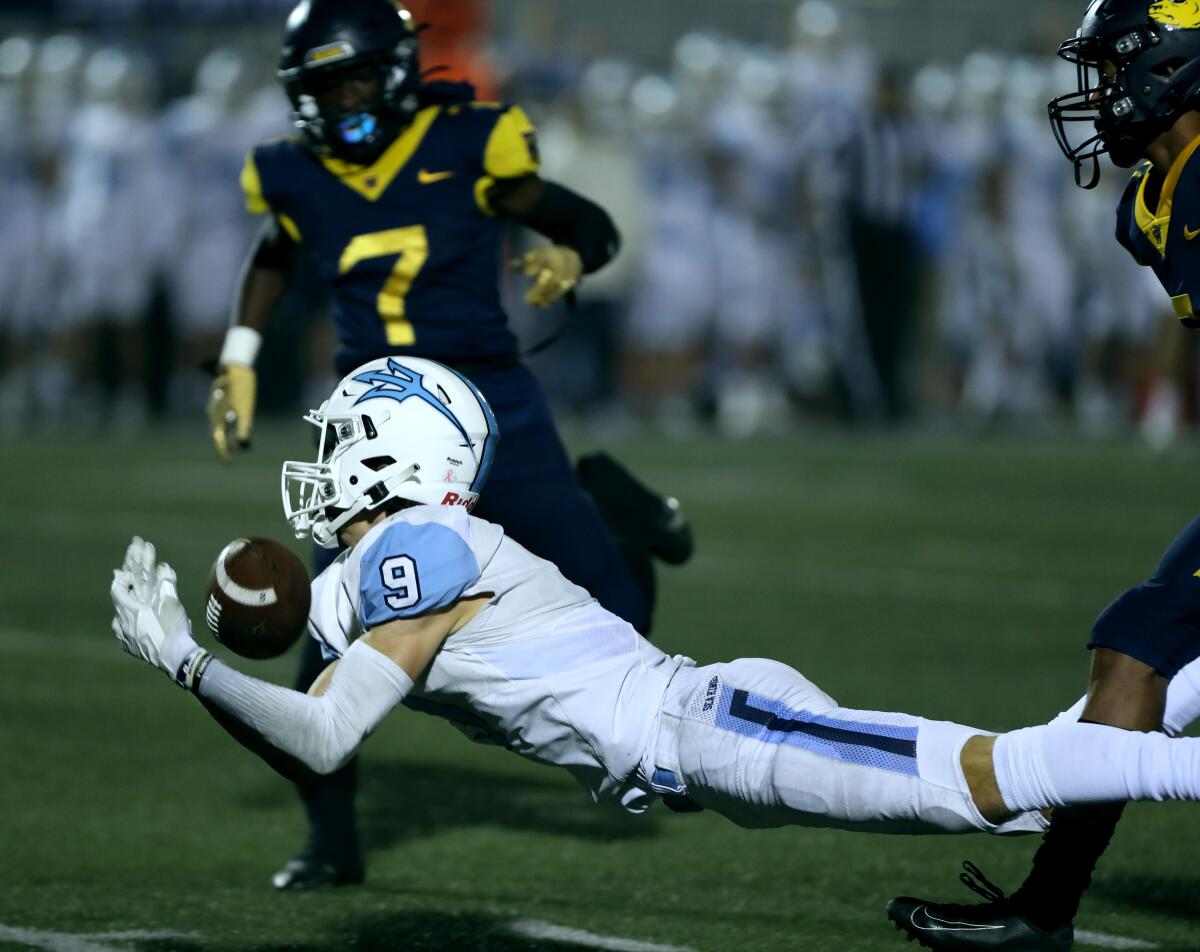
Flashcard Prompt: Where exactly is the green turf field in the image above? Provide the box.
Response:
[3,424,1200,951]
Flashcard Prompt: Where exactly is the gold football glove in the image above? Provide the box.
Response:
[516,244,582,309]
[207,363,256,463]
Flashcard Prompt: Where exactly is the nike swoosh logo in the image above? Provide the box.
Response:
[909,906,1006,932]
[418,169,455,184]
[1186,225,1200,241]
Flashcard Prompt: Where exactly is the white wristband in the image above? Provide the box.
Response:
[219,326,263,368]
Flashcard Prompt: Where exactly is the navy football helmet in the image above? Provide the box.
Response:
[1049,0,1200,187]
[278,0,421,164]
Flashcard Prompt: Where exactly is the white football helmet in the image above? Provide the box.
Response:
[282,357,499,548]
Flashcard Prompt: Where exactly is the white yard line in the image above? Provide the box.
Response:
[507,919,694,952]
[0,917,1167,952]
[83,933,199,942]
[1076,929,1160,950]
[0,925,197,952]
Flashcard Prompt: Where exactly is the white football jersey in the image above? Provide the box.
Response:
[307,505,691,810]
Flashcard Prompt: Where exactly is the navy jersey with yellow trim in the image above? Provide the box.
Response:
[1116,134,1200,328]
[241,94,540,371]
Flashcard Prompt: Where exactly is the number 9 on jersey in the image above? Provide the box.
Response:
[380,555,420,610]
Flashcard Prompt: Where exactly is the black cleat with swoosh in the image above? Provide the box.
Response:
[887,862,1072,950]
[886,896,1072,950]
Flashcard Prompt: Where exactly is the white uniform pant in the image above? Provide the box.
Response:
[651,659,1046,836]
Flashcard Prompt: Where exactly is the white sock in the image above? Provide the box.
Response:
[992,721,1200,813]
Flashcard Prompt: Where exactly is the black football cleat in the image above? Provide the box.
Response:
[887,897,1073,950]
[575,452,695,566]
[887,863,1072,951]
[271,855,365,891]
[652,494,694,566]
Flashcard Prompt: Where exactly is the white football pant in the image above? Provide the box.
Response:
[650,659,1045,836]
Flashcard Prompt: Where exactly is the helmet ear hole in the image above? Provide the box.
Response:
[361,455,396,472]
[1152,58,1186,77]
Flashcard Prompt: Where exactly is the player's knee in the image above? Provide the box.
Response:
[1083,648,1168,730]
[960,734,1013,825]
[720,658,838,710]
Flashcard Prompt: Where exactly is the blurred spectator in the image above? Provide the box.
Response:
[842,64,926,422]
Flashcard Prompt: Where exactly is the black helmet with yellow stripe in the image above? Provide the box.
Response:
[278,0,421,163]
[1049,0,1200,187]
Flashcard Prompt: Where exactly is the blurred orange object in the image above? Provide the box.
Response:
[404,0,498,98]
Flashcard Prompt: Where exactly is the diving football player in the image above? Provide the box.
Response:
[115,358,1200,898]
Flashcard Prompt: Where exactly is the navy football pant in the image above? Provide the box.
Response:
[1090,515,1200,678]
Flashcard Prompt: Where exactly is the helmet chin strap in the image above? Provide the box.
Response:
[1075,153,1102,189]
[312,463,420,547]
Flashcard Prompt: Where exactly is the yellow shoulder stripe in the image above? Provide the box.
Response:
[483,105,540,180]
[240,153,270,215]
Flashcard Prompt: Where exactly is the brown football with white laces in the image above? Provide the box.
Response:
[204,538,310,660]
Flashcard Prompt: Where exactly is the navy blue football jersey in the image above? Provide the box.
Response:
[241,96,540,370]
[1116,134,1200,328]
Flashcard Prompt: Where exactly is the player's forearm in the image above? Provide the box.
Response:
[503,180,621,274]
[194,692,322,785]
[228,219,294,341]
[194,641,414,775]
[231,264,289,339]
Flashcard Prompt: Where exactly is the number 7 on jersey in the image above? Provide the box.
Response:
[339,226,429,346]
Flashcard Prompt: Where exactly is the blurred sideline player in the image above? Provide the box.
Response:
[113,357,1200,893]
[59,46,159,427]
[888,2,1200,948]
[206,0,692,890]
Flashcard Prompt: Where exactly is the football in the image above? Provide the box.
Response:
[204,537,311,660]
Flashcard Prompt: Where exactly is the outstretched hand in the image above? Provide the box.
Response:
[111,536,199,683]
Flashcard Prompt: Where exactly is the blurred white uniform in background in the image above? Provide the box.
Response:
[158,50,290,404]
[59,49,159,332]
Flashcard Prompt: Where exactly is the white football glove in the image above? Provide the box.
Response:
[111,536,200,686]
